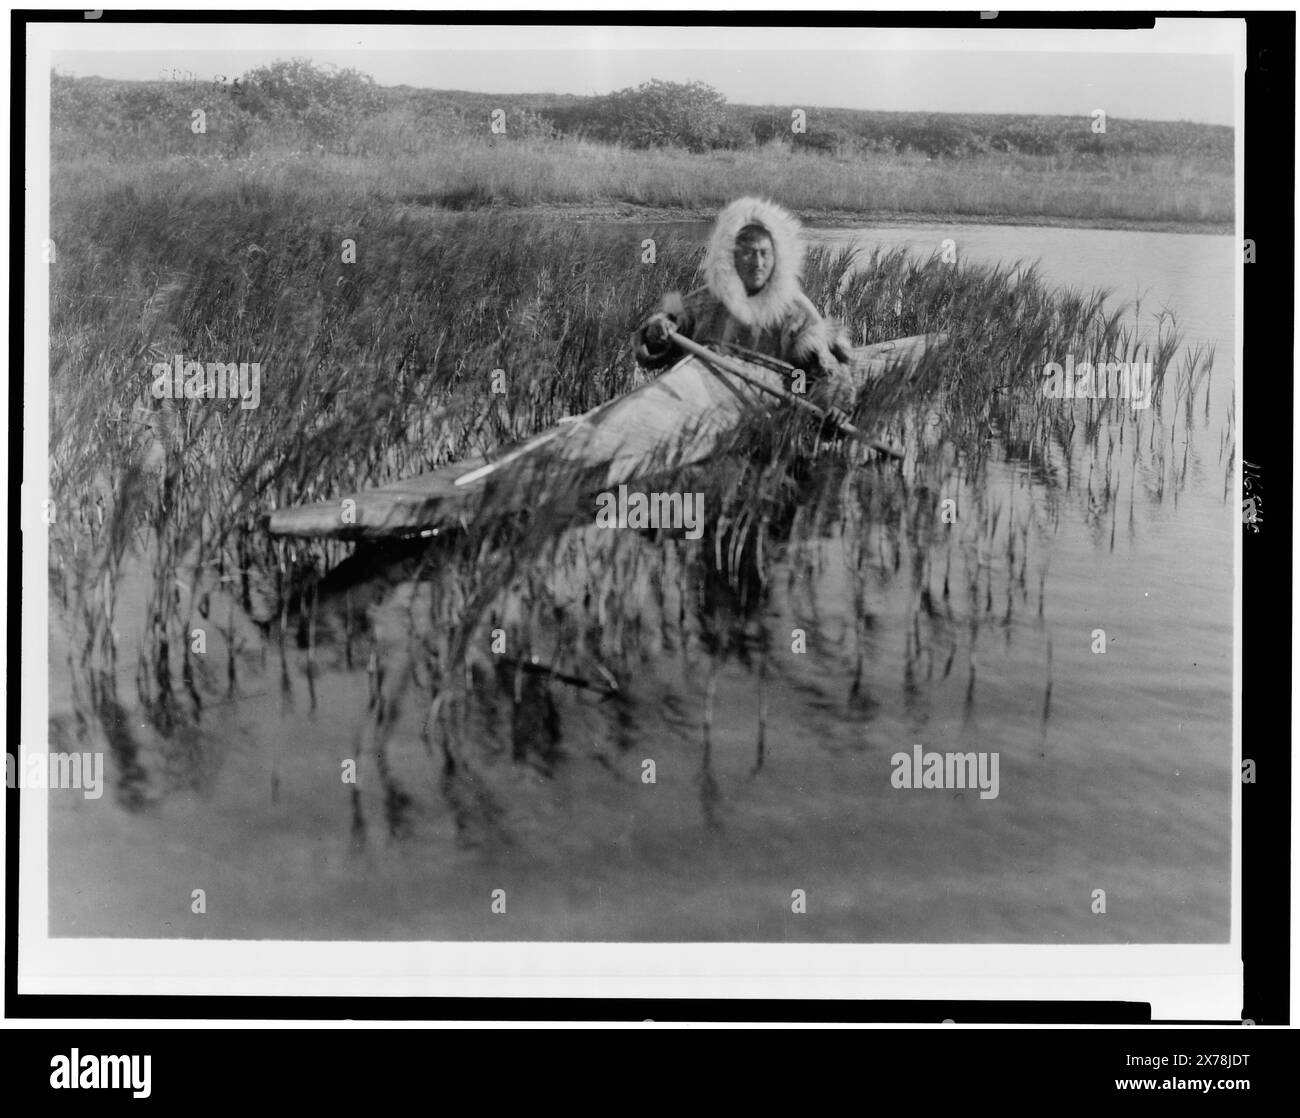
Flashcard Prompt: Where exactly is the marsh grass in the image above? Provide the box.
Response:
[54,138,1232,229]
[49,170,1220,827]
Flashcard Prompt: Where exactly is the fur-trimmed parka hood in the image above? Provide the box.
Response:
[702,197,804,330]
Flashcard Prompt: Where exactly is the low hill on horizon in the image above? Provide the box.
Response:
[53,69,1232,163]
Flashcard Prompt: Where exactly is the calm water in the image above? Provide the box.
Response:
[50,222,1235,942]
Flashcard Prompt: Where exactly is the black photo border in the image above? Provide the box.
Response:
[6,7,1290,1038]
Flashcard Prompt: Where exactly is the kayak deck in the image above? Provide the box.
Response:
[266,334,943,541]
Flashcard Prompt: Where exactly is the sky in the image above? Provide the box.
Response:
[53,41,1236,126]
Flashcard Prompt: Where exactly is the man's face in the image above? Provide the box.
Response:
[734,232,774,294]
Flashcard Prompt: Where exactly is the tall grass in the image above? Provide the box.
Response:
[53,135,1232,231]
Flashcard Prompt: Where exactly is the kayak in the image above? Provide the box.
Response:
[265,334,943,541]
[265,333,944,541]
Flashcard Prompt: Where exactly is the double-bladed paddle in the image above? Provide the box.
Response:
[664,326,904,461]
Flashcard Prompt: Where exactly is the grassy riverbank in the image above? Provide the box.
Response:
[392,138,1231,230]
[54,67,1233,231]
[55,135,1232,233]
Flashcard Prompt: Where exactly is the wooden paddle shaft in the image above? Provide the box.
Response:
[665,328,903,460]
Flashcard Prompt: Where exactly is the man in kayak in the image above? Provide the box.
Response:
[634,196,853,382]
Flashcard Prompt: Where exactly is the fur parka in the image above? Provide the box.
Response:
[634,197,851,372]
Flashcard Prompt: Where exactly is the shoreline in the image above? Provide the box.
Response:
[495,201,1232,237]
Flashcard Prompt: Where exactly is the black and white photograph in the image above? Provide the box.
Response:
[19,15,1250,1014]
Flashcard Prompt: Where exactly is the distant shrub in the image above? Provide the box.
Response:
[714,112,757,151]
[900,116,985,158]
[52,70,262,158]
[988,123,1059,156]
[598,79,728,152]
[504,107,560,141]
[793,127,849,156]
[235,58,386,145]
[749,114,790,147]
